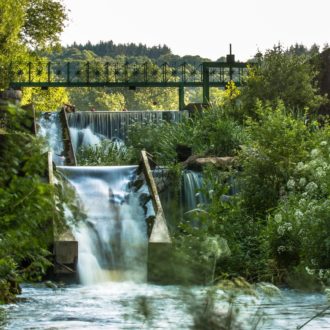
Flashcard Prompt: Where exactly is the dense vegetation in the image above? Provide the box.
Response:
[77,45,330,289]
[1,0,330,305]
[0,0,75,303]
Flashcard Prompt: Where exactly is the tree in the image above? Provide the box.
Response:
[0,0,69,109]
[0,0,68,87]
[241,45,324,117]
[21,87,69,111]
[22,0,68,49]
[68,88,126,111]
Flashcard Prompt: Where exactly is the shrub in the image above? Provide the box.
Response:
[239,101,312,215]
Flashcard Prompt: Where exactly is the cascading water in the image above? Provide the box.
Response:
[58,165,147,284]
[69,127,103,152]
[182,170,208,212]
[67,110,185,141]
[38,112,65,165]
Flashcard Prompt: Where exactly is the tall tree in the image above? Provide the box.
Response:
[241,45,324,117]
[0,0,69,109]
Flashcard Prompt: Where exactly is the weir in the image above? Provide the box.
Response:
[67,110,184,141]
[39,110,197,283]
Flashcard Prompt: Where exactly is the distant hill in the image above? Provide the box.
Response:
[62,40,213,65]
[68,40,172,59]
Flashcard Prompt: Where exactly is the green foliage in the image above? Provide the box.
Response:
[22,86,69,112]
[266,129,330,273]
[68,88,125,111]
[241,45,324,118]
[69,41,171,60]
[127,120,191,165]
[239,102,312,215]
[22,0,68,48]
[0,132,54,286]
[0,104,80,303]
[174,167,268,283]
[76,140,133,166]
[0,0,68,88]
[127,106,244,165]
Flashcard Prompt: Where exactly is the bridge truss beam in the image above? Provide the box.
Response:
[6,60,249,110]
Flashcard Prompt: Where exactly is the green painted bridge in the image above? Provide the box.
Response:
[6,50,250,109]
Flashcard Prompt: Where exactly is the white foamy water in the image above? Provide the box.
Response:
[58,166,147,285]
[38,112,65,165]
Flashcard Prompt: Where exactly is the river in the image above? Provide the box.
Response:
[1,283,330,329]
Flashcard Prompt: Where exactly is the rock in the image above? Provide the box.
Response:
[139,192,151,206]
[255,282,282,297]
[182,155,236,170]
[195,157,235,167]
[132,178,144,191]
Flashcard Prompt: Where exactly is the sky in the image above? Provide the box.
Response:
[61,0,330,61]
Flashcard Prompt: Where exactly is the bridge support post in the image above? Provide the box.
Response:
[178,85,185,110]
[202,63,210,105]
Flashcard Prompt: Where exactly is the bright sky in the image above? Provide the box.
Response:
[61,0,330,61]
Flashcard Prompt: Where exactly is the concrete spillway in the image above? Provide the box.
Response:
[67,110,184,141]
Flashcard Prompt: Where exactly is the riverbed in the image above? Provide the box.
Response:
[1,283,330,329]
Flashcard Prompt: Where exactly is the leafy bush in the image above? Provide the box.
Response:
[0,104,80,302]
[76,139,133,166]
[266,130,330,274]
[238,102,313,215]
[241,45,324,118]
[127,106,244,165]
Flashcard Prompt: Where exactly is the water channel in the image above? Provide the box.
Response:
[1,284,330,329]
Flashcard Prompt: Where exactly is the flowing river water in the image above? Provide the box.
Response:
[1,284,330,329]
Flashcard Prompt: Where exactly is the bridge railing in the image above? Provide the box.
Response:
[7,60,249,88]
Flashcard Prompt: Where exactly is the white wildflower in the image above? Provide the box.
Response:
[294,210,304,220]
[320,182,328,194]
[320,141,327,147]
[296,162,305,171]
[287,179,295,190]
[315,167,326,179]
[274,213,282,224]
[277,246,286,253]
[305,182,318,194]
[311,148,320,157]
[284,222,293,232]
[277,225,285,236]
[299,177,307,187]
[305,266,315,275]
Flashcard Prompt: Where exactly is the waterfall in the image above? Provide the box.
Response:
[67,110,185,141]
[58,165,148,284]
[38,112,65,165]
[182,170,208,212]
[70,127,103,152]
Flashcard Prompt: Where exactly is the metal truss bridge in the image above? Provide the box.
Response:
[6,49,249,109]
